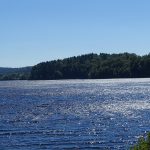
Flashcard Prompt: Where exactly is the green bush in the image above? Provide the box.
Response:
[131,133,150,150]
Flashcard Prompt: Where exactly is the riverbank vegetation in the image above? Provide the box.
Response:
[131,133,150,150]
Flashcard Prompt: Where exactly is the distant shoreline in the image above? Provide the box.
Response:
[0,52,150,80]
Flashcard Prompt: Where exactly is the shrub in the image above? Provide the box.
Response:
[131,133,150,150]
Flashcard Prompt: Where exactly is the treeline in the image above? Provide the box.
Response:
[0,67,32,75]
[30,53,150,80]
[0,73,30,80]
[0,67,32,80]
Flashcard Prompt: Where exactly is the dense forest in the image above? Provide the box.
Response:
[30,53,150,80]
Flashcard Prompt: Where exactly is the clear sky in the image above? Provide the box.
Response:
[0,0,150,67]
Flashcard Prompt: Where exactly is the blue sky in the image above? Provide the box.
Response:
[0,0,150,67]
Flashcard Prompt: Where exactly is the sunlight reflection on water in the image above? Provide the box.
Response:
[0,78,150,149]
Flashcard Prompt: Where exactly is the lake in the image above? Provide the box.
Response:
[0,79,150,150]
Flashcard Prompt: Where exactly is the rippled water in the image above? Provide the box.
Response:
[0,79,150,150]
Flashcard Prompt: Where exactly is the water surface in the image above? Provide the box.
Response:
[0,79,150,149]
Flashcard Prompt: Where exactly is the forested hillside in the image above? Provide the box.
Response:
[30,53,150,80]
